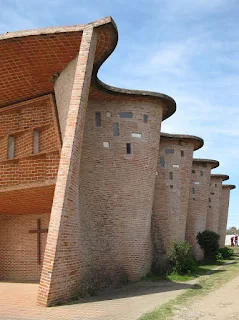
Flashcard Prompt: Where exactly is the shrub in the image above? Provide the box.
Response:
[196,230,220,261]
[167,241,195,274]
[218,247,234,259]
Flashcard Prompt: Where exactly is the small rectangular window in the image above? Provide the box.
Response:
[120,112,133,118]
[209,205,211,208]
[143,114,148,123]
[193,197,196,201]
[113,123,119,136]
[33,129,40,154]
[181,150,184,157]
[211,192,214,195]
[173,164,179,168]
[126,143,131,154]
[160,157,165,168]
[103,141,110,148]
[165,148,174,154]
[95,112,101,127]
[8,135,15,159]
[132,133,142,138]
[192,187,195,194]
[106,112,111,118]
[209,198,211,203]
[169,172,173,180]
[200,170,203,176]
[215,184,217,187]
[192,170,196,174]
[170,185,173,189]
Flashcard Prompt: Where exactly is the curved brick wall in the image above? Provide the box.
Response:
[78,100,163,289]
[185,159,219,260]
[206,174,229,234]
[152,134,203,262]
[218,185,236,248]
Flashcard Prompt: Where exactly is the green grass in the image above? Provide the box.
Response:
[140,257,239,320]
[144,260,227,282]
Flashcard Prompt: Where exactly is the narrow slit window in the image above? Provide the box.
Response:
[192,187,195,194]
[8,135,15,159]
[200,170,203,176]
[126,143,131,154]
[181,150,184,157]
[95,112,101,127]
[160,157,165,168]
[143,114,148,123]
[209,198,211,203]
[120,112,133,118]
[113,123,119,136]
[169,172,173,180]
[33,129,40,154]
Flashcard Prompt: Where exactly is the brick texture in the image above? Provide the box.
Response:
[185,159,219,260]
[218,185,236,248]
[206,174,229,234]
[153,135,203,265]
[77,100,163,291]
[0,213,49,281]
[38,26,97,307]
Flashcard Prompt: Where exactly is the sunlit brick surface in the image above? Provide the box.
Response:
[153,135,202,262]
[218,185,235,248]
[186,160,219,260]
[206,174,229,234]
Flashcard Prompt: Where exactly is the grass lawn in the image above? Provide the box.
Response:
[140,256,239,320]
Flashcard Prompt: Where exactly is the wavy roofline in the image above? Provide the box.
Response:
[0,16,176,120]
[160,132,204,151]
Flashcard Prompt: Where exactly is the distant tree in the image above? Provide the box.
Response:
[226,227,238,235]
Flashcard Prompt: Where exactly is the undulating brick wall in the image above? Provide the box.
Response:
[0,213,50,281]
[206,175,228,233]
[186,160,218,260]
[153,136,199,265]
[218,185,235,248]
[0,95,61,189]
[77,100,162,290]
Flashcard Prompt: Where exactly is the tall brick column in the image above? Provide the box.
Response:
[218,184,235,248]
[37,26,97,307]
[152,134,203,266]
[185,159,219,260]
[206,174,229,234]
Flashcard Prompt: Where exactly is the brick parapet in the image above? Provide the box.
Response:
[185,159,219,260]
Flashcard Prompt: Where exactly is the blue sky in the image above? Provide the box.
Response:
[0,0,238,228]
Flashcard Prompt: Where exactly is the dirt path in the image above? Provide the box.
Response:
[172,273,239,320]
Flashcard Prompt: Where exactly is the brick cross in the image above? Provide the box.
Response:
[29,219,48,265]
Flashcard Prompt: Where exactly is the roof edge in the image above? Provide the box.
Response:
[222,184,236,190]
[160,132,204,151]
[211,174,229,181]
[193,158,219,169]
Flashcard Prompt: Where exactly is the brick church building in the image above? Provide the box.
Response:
[0,17,235,306]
